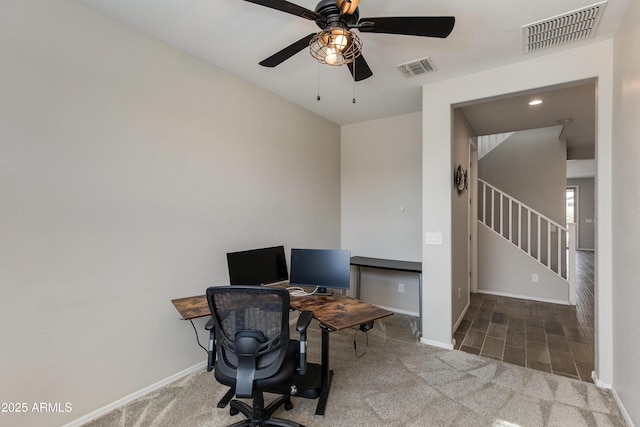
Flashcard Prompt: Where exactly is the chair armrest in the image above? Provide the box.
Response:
[205,317,214,330]
[205,317,215,372]
[296,311,313,332]
[296,311,313,375]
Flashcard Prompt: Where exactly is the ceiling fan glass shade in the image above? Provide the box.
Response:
[310,28,362,66]
[335,0,360,15]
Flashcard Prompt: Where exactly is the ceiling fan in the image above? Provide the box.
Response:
[243,0,455,81]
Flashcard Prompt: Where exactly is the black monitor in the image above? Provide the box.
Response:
[226,245,288,286]
[289,248,351,294]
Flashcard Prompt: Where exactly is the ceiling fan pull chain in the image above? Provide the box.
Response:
[352,60,356,103]
[317,61,321,101]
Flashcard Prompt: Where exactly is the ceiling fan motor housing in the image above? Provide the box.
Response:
[314,0,359,31]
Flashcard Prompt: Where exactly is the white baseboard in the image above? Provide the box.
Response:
[611,386,636,427]
[590,371,636,427]
[453,302,470,334]
[477,289,570,305]
[63,361,206,427]
[420,337,454,350]
[374,304,419,318]
[591,370,612,389]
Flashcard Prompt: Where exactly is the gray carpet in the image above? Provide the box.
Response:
[84,314,627,426]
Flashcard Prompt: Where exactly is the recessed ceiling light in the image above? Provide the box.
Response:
[529,99,543,106]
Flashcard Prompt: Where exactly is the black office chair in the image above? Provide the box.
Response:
[206,286,313,427]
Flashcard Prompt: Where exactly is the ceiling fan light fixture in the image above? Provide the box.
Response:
[310,28,362,66]
[336,0,360,15]
[320,28,350,51]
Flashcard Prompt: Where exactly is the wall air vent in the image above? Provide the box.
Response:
[396,57,436,78]
[522,1,606,53]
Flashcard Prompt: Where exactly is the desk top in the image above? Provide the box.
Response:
[171,292,393,332]
[350,256,421,273]
[171,295,210,321]
[288,293,392,332]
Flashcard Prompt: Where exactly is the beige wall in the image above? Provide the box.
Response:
[341,112,422,315]
[479,126,567,226]
[612,0,640,423]
[451,109,475,328]
[0,2,340,426]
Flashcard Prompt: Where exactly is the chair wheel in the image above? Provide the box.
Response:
[230,407,239,416]
[284,401,293,411]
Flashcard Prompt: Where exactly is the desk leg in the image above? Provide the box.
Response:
[315,327,333,419]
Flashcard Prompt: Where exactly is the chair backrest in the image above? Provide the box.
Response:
[206,286,291,397]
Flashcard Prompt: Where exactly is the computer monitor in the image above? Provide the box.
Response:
[289,248,351,294]
[226,245,288,286]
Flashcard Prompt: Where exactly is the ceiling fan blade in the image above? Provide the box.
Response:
[347,54,373,81]
[259,33,316,67]
[357,16,455,38]
[243,0,320,20]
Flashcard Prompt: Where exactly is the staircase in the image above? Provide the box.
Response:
[478,133,515,159]
[477,178,577,305]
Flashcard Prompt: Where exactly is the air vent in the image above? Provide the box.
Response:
[522,1,606,53]
[396,57,436,78]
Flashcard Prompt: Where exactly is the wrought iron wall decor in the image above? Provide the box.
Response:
[454,164,468,195]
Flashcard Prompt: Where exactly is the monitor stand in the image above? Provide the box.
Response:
[316,287,334,296]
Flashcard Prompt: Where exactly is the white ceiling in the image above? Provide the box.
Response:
[460,81,596,154]
[82,0,629,128]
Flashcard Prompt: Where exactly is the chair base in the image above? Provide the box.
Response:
[226,394,304,427]
[217,387,236,408]
[292,363,321,400]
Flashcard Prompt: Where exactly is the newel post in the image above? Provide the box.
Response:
[568,223,577,305]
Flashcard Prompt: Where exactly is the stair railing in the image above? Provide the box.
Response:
[477,178,576,304]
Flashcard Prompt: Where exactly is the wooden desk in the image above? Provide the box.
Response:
[350,256,422,332]
[288,293,392,331]
[171,292,392,419]
[171,293,392,329]
[171,294,210,320]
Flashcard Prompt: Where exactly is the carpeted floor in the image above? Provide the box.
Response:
[83,314,627,426]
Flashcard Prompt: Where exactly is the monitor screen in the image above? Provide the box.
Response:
[289,248,351,291]
[226,245,288,285]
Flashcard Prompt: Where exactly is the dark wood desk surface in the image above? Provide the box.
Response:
[171,292,393,332]
[350,256,421,273]
[287,293,392,331]
[171,295,210,321]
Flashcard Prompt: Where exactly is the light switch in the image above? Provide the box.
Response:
[425,232,443,245]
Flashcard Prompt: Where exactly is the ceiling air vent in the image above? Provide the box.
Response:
[522,1,606,53]
[396,57,436,78]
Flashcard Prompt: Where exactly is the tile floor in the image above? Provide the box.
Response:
[454,250,595,382]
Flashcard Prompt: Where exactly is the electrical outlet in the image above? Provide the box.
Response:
[531,274,539,283]
[398,283,405,293]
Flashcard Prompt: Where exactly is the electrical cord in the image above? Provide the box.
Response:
[287,286,319,297]
[189,319,208,353]
[352,328,369,358]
